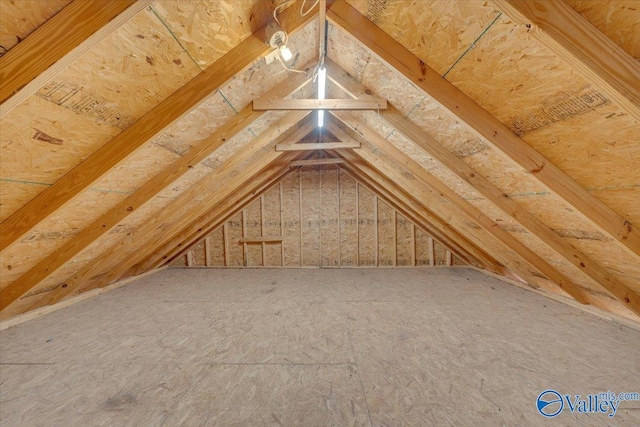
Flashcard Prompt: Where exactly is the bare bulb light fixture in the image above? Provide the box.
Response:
[265,23,293,64]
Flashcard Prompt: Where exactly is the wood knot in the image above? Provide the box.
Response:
[419,60,427,76]
[530,162,545,174]
[365,89,372,95]
[126,206,133,211]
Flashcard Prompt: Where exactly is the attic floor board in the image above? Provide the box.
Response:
[0,267,639,426]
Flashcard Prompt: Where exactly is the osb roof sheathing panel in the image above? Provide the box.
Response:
[326,18,640,318]
[0,19,317,304]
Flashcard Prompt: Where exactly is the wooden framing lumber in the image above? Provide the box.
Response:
[329,147,502,272]
[276,141,360,151]
[327,60,640,316]
[0,0,153,116]
[328,116,598,307]
[239,237,284,243]
[151,159,298,271]
[25,150,300,314]
[2,112,309,314]
[337,155,493,271]
[290,158,345,167]
[491,0,640,122]
[340,163,471,268]
[327,0,640,261]
[159,165,297,268]
[134,156,299,275]
[253,98,386,111]
[337,145,572,294]
[0,71,313,313]
[0,1,315,252]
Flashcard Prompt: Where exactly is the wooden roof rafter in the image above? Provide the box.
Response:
[0,0,154,117]
[332,142,557,290]
[491,0,640,122]
[331,152,497,272]
[326,0,640,262]
[2,110,313,315]
[22,138,309,315]
[324,59,640,316]
[129,125,320,274]
[326,114,601,307]
[0,0,317,253]
[0,65,315,314]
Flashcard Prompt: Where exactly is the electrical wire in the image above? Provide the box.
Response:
[300,0,320,16]
[276,51,306,74]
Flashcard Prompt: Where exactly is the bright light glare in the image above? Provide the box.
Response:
[317,67,326,127]
[279,45,293,61]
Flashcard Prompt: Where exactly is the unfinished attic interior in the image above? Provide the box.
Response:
[1,0,639,424]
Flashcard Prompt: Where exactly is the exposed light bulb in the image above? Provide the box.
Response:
[317,67,326,127]
[279,45,293,61]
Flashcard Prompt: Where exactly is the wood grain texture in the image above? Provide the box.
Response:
[238,237,284,243]
[253,98,386,110]
[326,59,640,316]
[0,0,142,108]
[491,0,640,121]
[0,1,315,253]
[26,153,298,313]
[327,0,640,262]
[276,141,360,151]
[25,111,309,312]
[291,158,345,166]
[329,114,597,306]
[0,71,313,313]
[329,139,503,273]
[338,163,481,269]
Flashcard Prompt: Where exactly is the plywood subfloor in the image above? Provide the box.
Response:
[1,268,639,426]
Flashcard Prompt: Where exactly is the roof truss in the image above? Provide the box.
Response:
[326,0,640,261]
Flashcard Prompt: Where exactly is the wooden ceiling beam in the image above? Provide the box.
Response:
[1,111,309,314]
[0,72,312,313]
[276,141,360,151]
[491,0,640,122]
[253,98,386,110]
[0,1,316,252]
[290,158,345,166]
[327,0,640,261]
[328,113,601,308]
[0,0,153,116]
[327,60,640,316]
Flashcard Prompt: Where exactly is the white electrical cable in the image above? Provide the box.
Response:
[300,0,320,16]
[276,52,306,74]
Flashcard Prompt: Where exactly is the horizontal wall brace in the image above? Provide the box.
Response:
[238,237,284,243]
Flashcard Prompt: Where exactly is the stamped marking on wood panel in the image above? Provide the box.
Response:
[510,89,609,136]
[37,80,135,130]
[32,128,63,145]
